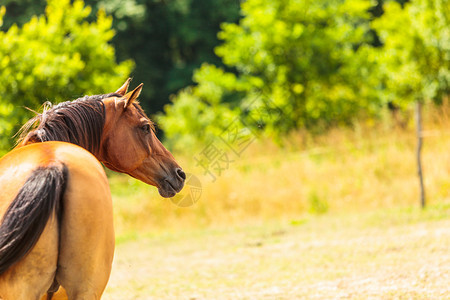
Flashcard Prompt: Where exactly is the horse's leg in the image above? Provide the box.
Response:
[0,217,58,300]
[55,162,114,300]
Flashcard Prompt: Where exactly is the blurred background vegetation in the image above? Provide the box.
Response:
[0,0,449,233]
[0,0,448,153]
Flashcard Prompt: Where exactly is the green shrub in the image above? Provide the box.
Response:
[0,0,133,154]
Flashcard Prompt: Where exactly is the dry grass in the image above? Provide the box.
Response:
[110,105,450,239]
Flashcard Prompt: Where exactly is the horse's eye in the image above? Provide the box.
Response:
[141,124,151,133]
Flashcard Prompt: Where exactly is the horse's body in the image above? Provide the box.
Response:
[0,142,113,299]
[0,80,185,299]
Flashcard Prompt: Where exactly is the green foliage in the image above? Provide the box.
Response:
[158,64,242,151]
[160,0,381,146]
[308,190,329,215]
[0,0,133,154]
[372,0,450,105]
[0,0,241,113]
[91,0,241,113]
[2,0,448,153]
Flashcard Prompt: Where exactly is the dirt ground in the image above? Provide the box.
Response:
[103,210,449,299]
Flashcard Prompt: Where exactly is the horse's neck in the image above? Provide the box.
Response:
[15,126,102,159]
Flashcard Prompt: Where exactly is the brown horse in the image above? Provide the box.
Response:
[0,79,185,299]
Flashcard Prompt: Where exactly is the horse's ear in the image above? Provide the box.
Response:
[124,83,143,109]
[115,78,132,96]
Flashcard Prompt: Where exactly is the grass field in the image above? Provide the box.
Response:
[103,106,450,299]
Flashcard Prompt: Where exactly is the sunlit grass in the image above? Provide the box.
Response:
[109,105,450,241]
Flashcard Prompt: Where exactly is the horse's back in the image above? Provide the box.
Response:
[0,142,114,299]
[0,141,105,217]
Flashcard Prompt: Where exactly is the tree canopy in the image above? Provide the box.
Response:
[372,0,449,105]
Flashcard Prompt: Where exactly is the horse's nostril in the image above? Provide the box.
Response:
[176,168,186,180]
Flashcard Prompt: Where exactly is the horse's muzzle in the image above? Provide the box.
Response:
[158,168,185,198]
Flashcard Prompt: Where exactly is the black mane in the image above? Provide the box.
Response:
[18,93,121,154]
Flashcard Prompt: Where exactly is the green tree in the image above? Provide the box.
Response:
[0,0,133,154]
[159,0,381,149]
[372,0,449,106]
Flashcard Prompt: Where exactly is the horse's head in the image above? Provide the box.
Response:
[98,79,185,198]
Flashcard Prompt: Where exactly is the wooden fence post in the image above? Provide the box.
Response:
[416,100,425,208]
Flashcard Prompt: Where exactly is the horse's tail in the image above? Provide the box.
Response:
[0,164,67,275]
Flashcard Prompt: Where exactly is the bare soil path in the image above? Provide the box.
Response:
[103,209,450,299]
